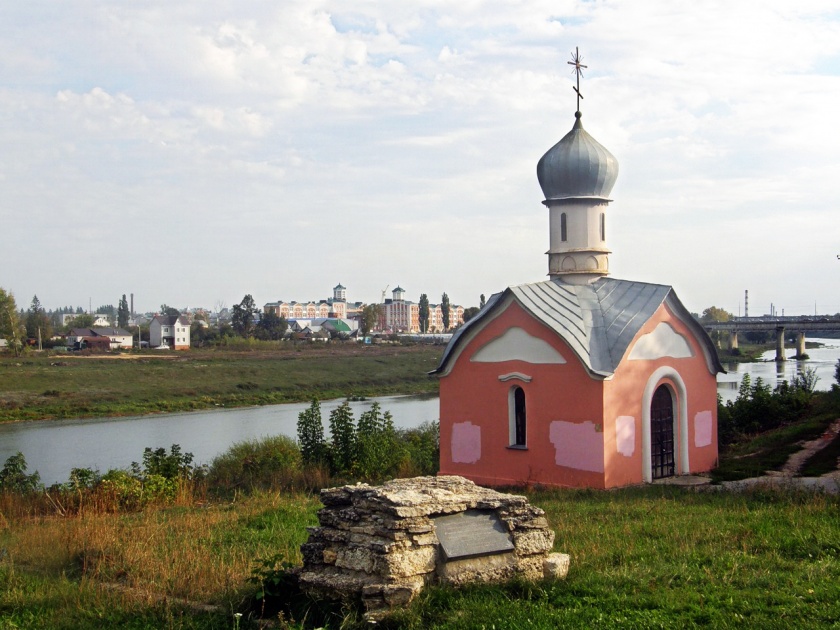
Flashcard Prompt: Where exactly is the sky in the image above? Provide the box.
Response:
[2,1,839,317]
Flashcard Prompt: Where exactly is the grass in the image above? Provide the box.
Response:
[0,343,443,423]
[0,490,321,628]
[3,486,839,628]
[387,487,840,629]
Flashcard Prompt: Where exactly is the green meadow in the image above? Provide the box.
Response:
[0,344,443,422]
[2,483,839,629]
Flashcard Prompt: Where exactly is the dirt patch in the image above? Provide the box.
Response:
[781,417,840,475]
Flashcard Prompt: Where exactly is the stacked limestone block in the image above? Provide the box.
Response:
[298,475,563,618]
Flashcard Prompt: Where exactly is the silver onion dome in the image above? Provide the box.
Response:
[537,111,619,201]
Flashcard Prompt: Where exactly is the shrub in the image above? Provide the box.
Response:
[354,402,404,481]
[131,444,201,481]
[0,452,41,494]
[719,372,818,445]
[327,402,356,476]
[395,421,440,477]
[297,399,327,466]
[207,435,303,493]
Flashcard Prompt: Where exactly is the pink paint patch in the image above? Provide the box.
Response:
[694,411,713,447]
[451,421,481,464]
[615,416,635,457]
[549,420,604,472]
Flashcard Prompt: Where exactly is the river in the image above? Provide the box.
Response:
[2,338,838,486]
[717,337,839,402]
[0,395,440,486]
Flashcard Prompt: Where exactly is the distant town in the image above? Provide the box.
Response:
[0,283,475,354]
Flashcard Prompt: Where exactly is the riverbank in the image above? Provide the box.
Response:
[0,344,444,423]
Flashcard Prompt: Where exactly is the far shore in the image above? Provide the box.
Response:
[0,343,444,424]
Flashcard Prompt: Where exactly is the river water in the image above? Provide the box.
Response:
[717,337,839,402]
[2,339,838,486]
[0,395,440,486]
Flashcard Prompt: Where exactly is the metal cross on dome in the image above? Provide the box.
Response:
[567,47,587,112]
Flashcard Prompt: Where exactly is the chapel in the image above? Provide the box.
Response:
[432,51,724,488]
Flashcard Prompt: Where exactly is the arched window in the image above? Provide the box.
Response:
[560,213,567,242]
[600,212,605,241]
[509,386,527,447]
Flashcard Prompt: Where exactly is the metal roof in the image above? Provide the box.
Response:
[431,277,723,378]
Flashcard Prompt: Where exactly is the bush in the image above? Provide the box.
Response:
[719,372,818,445]
[327,402,356,476]
[131,444,203,481]
[395,421,440,477]
[0,452,41,494]
[297,399,327,467]
[354,402,404,481]
[207,435,304,493]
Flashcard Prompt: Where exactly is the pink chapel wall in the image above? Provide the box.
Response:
[439,300,719,490]
[439,301,608,489]
[602,303,719,488]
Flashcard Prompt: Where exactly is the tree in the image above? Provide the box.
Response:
[359,303,382,337]
[462,306,480,323]
[328,402,356,475]
[480,294,486,309]
[25,295,52,343]
[700,306,734,348]
[418,293,430,333]
[66,313,95,329]
[441,292,451,331]
[255,310,288,341]
[699,306,733,323]
[159,304,181,318]
[231,294,258,337]
[297,399,327,466]
[118,294,130,328]
[0,288,25,356]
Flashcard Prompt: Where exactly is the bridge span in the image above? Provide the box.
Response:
[703,316,840,361]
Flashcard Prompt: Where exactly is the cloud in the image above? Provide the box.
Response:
[0,1,839,315]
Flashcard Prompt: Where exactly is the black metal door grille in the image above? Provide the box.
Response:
[651,386,675,479]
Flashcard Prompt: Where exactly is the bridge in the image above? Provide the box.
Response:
[703,315,840,361]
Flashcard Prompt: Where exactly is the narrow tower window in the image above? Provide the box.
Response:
[509,386,527,447]
[600,212,605,241]
[560,213,567,242]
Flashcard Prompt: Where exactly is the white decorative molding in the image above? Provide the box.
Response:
[471,327,566,364]
[629,322,694,361]
[498,372,532,383]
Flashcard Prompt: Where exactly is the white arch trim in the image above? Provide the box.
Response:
[641,366,689,483]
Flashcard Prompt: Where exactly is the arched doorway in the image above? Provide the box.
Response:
[650,385,675,479]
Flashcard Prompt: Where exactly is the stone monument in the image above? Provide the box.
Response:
[298,475,570,619]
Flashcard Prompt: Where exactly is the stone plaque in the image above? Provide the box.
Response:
[433,510,514,560]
